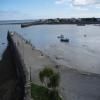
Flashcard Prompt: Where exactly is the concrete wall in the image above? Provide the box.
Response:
[7,32,31,100]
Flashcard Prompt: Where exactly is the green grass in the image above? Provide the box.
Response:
[31,83,62,100]
[31,83,50,100]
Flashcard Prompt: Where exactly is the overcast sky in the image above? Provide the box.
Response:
[0,0,100,20]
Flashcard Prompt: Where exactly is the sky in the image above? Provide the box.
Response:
[0,0,100,20]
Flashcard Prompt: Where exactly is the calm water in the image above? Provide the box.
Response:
[0,24,100,73]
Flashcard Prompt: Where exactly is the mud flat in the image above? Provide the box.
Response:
[8,32,100,100]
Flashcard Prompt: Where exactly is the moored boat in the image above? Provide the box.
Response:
[60,38,69,42]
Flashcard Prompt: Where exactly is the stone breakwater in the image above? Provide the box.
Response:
[7,32,32,100]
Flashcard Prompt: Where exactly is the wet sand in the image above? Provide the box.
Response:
[43,44,100,74]
[11,32,100,100]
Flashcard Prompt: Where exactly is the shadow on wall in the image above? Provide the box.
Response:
[0,45,17,100]
[0,44,24,100]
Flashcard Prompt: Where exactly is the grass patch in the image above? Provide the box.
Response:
[31,83,61,100]
[31,83,50,100]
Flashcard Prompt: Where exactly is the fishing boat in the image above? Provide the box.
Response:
[60,38,69,42]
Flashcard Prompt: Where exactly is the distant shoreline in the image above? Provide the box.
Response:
[1,18,100,26]
[20,23,100,28]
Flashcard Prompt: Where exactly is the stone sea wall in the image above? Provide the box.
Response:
[7,32,31,100]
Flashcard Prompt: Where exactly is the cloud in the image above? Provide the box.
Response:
[74,6,88,10]
[56,0,100,6]
[55,0,66,4]
[95,4,100,8]
[72,0,99,6]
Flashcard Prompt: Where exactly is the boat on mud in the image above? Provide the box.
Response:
[60,38,69,42]
[57,34,69,43]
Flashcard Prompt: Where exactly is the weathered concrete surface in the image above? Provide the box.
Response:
[59,66,100,100]
[8,32,100,100]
